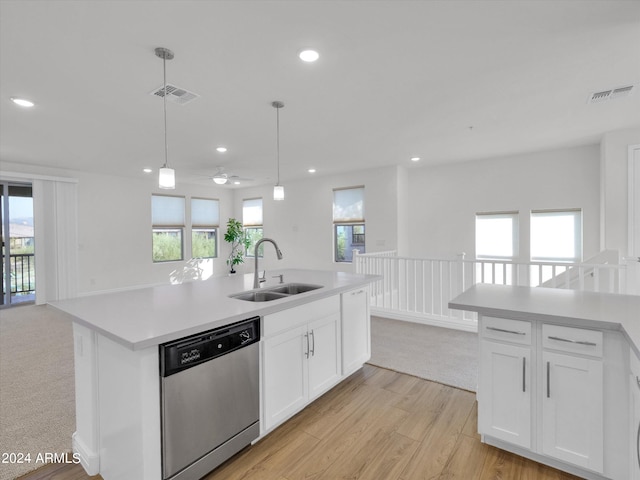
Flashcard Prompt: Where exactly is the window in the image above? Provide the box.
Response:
[191,198,219,258]
[333,187,365,262]
[152,195,185,262]
[531,209,582,262]
[243,198,263,257]
[475,212,518,260]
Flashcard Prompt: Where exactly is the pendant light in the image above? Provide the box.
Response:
[272,101,285,201]
[156,47,176,189]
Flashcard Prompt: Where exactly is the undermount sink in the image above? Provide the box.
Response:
[269,283,323,295]
[229,283,323,302]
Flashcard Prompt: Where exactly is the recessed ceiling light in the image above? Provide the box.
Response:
[143,168,153,173]
[299,49,319,62]
[410,157,421,162]
[308,168,316,173]
[233,181,240,185]
[216,146,227,153]
[11,97,35,108]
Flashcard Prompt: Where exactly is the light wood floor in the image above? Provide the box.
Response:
[18,364,581,480]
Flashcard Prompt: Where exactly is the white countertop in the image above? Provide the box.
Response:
[50,269,378,350]
[449,284,640,356]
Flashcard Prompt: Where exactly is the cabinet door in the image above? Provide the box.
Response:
[262,325,308,432]
[631,373,640,480]
[308,313,341,401]
[478,340,531,449]
[542,351,603,473]
[341,287,370,375]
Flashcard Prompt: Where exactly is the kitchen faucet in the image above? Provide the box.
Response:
[253,238,283,288]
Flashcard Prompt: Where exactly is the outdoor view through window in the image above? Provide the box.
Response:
[1,183,34,306]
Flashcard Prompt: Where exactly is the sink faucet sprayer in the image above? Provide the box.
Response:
[253,238,283,288]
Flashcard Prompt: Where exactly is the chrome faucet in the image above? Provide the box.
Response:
[253,238,283,288]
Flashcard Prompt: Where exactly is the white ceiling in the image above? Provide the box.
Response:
[1,0,639,188]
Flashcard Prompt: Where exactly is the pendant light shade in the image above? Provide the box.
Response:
[272,101,285,201]
[159,166,176,189]
[273,185,285,201]
[155,47,176,190]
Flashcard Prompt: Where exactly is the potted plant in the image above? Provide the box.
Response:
[224,218,250,273]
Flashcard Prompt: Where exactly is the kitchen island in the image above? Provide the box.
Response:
[50,269,378,480]
[449,284,640,480]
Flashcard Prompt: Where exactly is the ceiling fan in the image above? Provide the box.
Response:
[210,167,253,185]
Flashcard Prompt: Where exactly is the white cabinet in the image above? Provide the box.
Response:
[478,317,532,449]
[307,314,342,399]
[262,296,341,432]
[541,325,603,473]
[340,287,370,375]
[262,325,308,430]
[631,349,640,480]
[541,351,603,471]
[479,317,608,478]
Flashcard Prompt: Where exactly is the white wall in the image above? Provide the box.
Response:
[601,127,640,254]
[405,144,601,261]
[4,137,632,297]
[1,161,236,295]
[228,166,404,274]
[73,171,235,294]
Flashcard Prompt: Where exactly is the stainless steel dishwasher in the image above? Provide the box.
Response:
[159,317,260,480]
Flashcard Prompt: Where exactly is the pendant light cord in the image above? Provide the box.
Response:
[162,54,169,169]
[276,106,280,185]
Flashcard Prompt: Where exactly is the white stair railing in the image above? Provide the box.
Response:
[354,251,628,332]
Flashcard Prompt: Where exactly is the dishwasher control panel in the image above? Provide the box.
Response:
[160,317,260,377]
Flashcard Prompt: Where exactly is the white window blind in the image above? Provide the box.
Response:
[531,209,582,262]
[191,198,219,228]
[333,187,364,223]
[243,198,263,226]
[475,211,518,259]
[152,195,185,227]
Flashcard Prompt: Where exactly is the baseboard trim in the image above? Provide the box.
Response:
[370,307,478,333]
[483,436,608,480]
[72,431,99,475]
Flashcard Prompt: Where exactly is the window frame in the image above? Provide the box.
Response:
[475,211,519,261]
[152,194,185,263]
[333,186,365,263]
[530,209,582,263]
[191,197,220,259]
[242,198,264,258]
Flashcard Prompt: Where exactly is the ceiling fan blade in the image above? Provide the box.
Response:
[228,175,254,182]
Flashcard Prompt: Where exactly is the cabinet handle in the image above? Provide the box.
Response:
[636,375,640,391]
[546,361,550,398]
[486,326,526,336]
[351,289,365,296]
[547,336,597,347]
[522,357,526,393]
[304,333,309,359]
[310,330,315,357]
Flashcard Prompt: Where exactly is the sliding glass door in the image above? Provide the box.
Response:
[1,182,35,306]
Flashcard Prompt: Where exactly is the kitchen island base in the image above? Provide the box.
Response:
[57,271,376,480]
[450,284,639,480]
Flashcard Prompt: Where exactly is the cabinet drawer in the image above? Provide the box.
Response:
[482,316,531,345]
[263,296,340,337]
[542,324,603,358]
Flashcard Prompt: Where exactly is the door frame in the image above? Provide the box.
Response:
[628,144,640,295]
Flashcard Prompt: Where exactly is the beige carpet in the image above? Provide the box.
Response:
[368,316,478,392]
[0,305,75,480]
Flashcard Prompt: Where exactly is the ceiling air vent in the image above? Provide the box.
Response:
[587,84,634,104]
[150,83,200,105]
